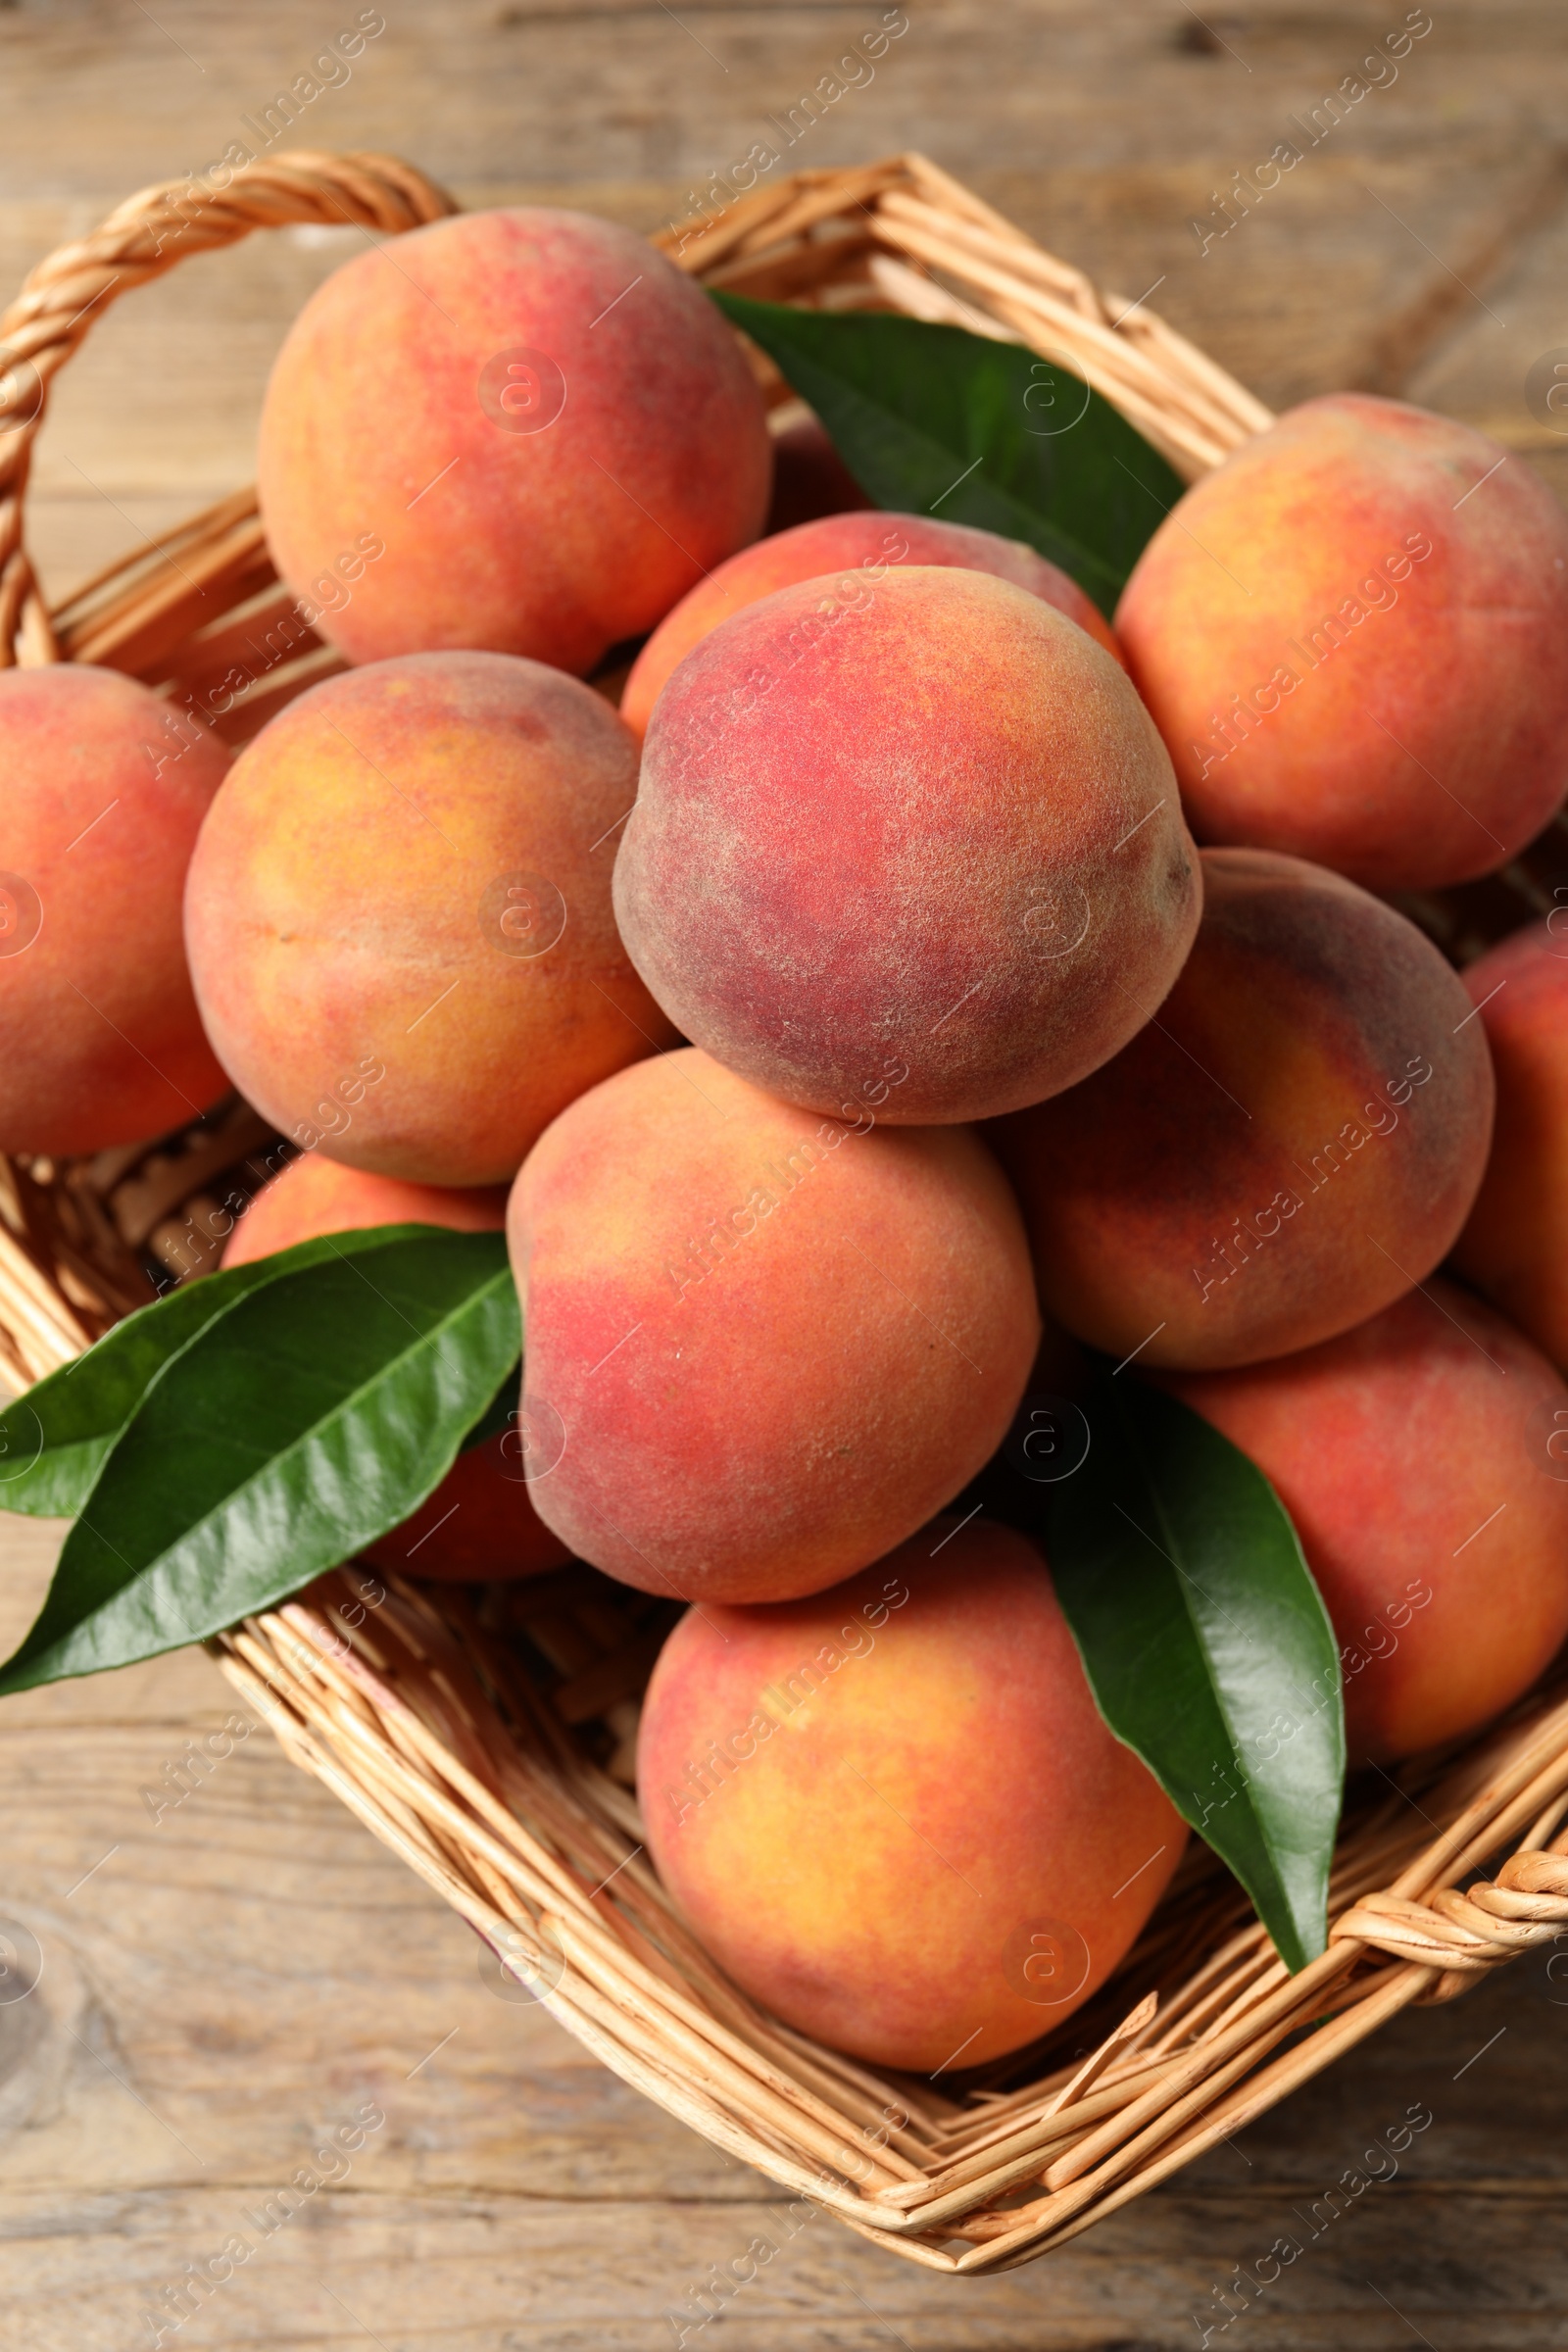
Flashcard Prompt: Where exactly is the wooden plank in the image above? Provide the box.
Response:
[1406,172,1568,526]
[979,147,1568,419]
[2,1520,1567,2347]
[1,0,1564,601]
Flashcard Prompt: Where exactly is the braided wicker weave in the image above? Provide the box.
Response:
[1,148,1564,2275]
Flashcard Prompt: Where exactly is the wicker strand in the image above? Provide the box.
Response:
[657,150,1271,482]
[202,1581,1568,2267]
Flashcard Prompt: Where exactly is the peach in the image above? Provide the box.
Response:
[508,1048,1040,1603]
[619,509,1123,739]
[1160,1279,1568,1762]
[184,652,677,1187]
[1452,916,1568,1370]
[1116,394,1568,891]
[615,566,1200,1125]
[257,207,770,675]
[762,411,872,536]
[220,1153,568,1582]
[222,1152,512,1268]
[638,1515,1185,2071]
[991,848,1494,1370]
[360,1435,570,1584]
[0,665,230,1154]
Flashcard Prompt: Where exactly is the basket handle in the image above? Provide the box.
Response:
[0,148,458,666]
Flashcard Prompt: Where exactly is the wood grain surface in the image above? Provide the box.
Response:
[2,5,1566,2344]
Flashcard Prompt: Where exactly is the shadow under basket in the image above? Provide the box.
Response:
[1,148,1566,2276]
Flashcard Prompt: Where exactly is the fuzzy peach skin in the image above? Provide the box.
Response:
[221,1153,512,1267]
[1452,917,1568,1371]
[614,567,1199,1125]
[1115,394,1568,892]
[619,511,1124,738]
[990,848,1494,1370]
[508,1048,1041,1603]
[184,652,677,1187]
[257,208,770,674]
[0,666,230,1153]
[1161,1280,1568,1762]
[220,1154,568,1582]
[637,1515,1185,2070]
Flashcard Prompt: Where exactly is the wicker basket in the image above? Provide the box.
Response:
[1,148,1566,2278]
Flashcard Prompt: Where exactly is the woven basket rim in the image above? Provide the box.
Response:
[0,146,1564,2278]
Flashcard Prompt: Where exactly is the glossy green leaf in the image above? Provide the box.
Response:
[0,1230,519,1692]
[1046,1373,1345,1971]
[712,295,1185,616]
[0,1229,435,1520]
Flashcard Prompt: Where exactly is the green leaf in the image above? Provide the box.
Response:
[1046,1373,1345,1971]
[712,295,1185,617]
[0,1230,519,1693]
[0,1229,439,1520]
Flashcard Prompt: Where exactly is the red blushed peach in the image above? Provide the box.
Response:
[990,848,1494,1370]
[508,1048,1041,1604]
[762,410,873,536]
[1452,916,1568,1372]
[359,1434,570,1584]
[637,1515,1185,2071]
[257,208,770,675]
[183,652,677,1187]
[220,1153,568,1582]
[619,510,1124,738]
[0,666,230,1153]
[615,567,1200,1125]
[1115,394,1568,891]
[1160,1280,1568,1762]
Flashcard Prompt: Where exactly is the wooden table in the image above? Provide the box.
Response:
[2,5,1566,2343]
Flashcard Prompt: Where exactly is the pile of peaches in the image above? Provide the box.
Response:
[6,203,1568,2074]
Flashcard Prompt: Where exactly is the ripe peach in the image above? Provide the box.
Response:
[1160,1280,1568,1761]
[257,207,770,675]
[508,1048,1040,1603]
[762,411,872,536]
[991,848,1494,1370]
[638,1515,1185,2071]
[220,1153,568,1582]
[222,1152,512,1268]
[0,665,230,1154]
[184,652,676,1188]
[1115,394,1568,891]
[619,509,1123,739]
[615,566,1200,1125]
[360,1434,570,1583]
[1452,916,1568,1371]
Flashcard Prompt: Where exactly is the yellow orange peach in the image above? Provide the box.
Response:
[1116,395,1568,890]
[638,1514,1185,2069]
[0,666,230,1153]
[184,652,675,1186]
